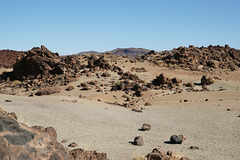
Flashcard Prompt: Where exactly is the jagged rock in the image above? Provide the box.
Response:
[14,45,65,80]
[180,157,190,160]
[35,87,61,96]
[144,102,152,106]
[133,136,144,146]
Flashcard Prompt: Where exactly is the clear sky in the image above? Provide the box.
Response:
[0,0,240,55]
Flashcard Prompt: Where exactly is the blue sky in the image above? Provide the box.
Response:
[0,0,240,55]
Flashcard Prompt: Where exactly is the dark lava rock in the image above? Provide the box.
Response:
[170,135,186,144]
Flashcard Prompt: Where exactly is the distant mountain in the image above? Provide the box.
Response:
[77,51,100,56]
[76,48,151,57]
[108,48,151,57]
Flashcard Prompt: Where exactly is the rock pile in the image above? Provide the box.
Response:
[138,45,240,71]
[152,73,182,89]
[0,107,108,160]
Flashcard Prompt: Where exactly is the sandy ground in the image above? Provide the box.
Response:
[0,90,239,160]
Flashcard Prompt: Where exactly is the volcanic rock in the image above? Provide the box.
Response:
[13,45,65,80]
[133,136,144,146]
[170,135,186,144]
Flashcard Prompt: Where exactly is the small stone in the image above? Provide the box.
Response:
[180,157,190,160]
[132,109,142,113]
[170,135,186,144]
[144,102,152,106]
[68,142,77,147]
[227,108,231,111]
[183,100,188,102]
[61,139,68,143]
[205,99,208,101]
[190,146,199,150]
[5,100,12,102]
[133,136,144,146]
[141,123,151,131]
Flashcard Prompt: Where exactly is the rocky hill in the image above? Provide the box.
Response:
[0,50,25,68]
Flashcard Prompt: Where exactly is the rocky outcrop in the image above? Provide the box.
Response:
[13,45,65,80]
[0,107,108,160]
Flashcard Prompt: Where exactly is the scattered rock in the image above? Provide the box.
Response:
[133,136,144,146]
[180,157,190,160]
[227,108,231,111]
[68,142,78,147]
[190,146,199,150]
[141,123,151,131]
[144,102,152,106]
[132,109,143,113]
[5,100,12,102]
[201,76,214,85]
[66,86,75,91]
[170,135,186,144]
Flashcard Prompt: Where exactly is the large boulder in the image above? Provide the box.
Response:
[13,45,65,80]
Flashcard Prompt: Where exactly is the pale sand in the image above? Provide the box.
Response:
[0,90,239,160]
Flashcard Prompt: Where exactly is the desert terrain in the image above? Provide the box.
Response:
[0,45,239,160]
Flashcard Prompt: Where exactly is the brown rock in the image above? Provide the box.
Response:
[133,136,144,146]
[141,123,151,131]
[35,87,61,96]
[66,86,75,91]
[180,157,190,160]
[190,146,199,150]
[68,142,78,147]
[13,45,64,80]
[144,102,152,106]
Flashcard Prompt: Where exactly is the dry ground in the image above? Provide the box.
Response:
[0,63,240,160]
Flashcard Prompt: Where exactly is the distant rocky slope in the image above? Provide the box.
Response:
[137,45,240,71]
[0,108,108,160]
[0,50,25,68]
[77,48,151,57]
